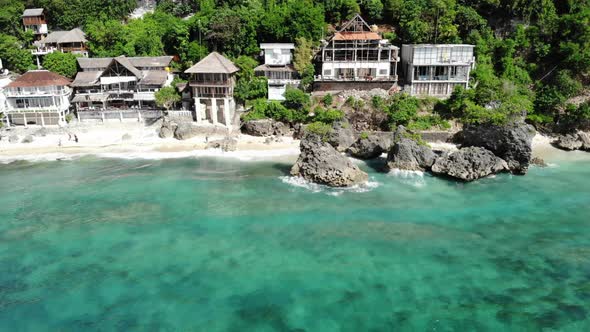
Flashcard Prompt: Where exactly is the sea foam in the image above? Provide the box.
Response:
[280,176,380,195]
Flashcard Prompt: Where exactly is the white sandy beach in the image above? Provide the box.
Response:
[0,122,301,163]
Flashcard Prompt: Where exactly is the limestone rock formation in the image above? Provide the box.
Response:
[461,123,535,174]
[385,138,437,172]
[291,134,368,187]
[347,132,392,159]
[431,147,508,181]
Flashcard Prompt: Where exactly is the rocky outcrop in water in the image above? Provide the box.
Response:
[461,123,535,174]
[173,122,200,140]
[385,137,437,172]
[431,147,508,181]
[291,133,368,187]
[347,132,392,159]
[159,117,177,138]
[554,131,590,152]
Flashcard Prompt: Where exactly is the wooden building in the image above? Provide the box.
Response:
[32,28,89,57]
[22,8,48,41]
[71,56,173,111]
[184,52,239,127]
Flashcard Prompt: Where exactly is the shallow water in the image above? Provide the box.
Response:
[1,152,589,331]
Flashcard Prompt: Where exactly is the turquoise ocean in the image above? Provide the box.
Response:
[1,150,589,331]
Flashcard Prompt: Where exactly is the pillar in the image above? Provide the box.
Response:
[211,98,218,124]
[23,113,27,128]
[40,113,45,127]
[77,111,80,122]
[5,114,10,127]
[137,110,142,123]
[101,112,105,123]
[223,98,231,128]
[119,111,123,122]
[194,97,202,123]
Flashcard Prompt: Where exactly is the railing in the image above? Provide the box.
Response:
[4,88,71,97]
[315,75,398,82]
[189,80,233,86]
[77,109,165,121]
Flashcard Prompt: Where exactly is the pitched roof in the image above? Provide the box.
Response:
[185,52,239,74]
[71,71,102,87]
[7,70,71,88]
[339,14,372,33]
[128,56,173,68]
[113,56,143,78]
[41,28,87,45]
[77,56,172,70]
[23,8,44,17]
[139,71,168,85]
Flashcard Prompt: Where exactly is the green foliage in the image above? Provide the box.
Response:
[322,94,333,106]
[407,115,451,131]
[314,107,344,124]
[65,114,74,124]
[359,131,369,140]
[42,52,79,78]
[305,121,333,139]
[234,56,268,104]
[155,86,181,110]
[0,33,34,73]
[371,96,386,111]
[284,87,311,111]
[384,93,419,128]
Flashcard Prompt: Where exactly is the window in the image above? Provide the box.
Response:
[379,69,388,75]
[323,69,332,76]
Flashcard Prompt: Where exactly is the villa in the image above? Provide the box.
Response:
[254,43,300,100]
[22,8,48,41]
[184,52,239,127]
[3,70,72,127]
[314,14,400,92]
[70,56,173,112]
[32,28,89,57]
[401,44,475,97]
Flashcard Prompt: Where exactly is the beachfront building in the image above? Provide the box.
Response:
[184,52,239,127]
[254,43,300,101]
[3,70,72,126]
[71,56,173,111]
[22,8,48,41]
[401,44,475,97]
[32,28,89,57]
[314,14,400,91]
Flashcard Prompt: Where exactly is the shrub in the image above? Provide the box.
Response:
[407,115,451,131]
[371,96,386,111]
[284,87,310,110]
[314,108,344,124]
[65,114,74,124]
[322,93,333,106]
[359,132,369,140]
[305,121,332,140]
[384,93,419,128]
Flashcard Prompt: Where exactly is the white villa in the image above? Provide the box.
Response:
[71,56,173,111]
[184,52,239,127]
[3,70,72,126]
[315,14,400,91]
[254,43,300,100]
[401,44,475,97]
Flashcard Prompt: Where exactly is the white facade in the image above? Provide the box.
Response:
[401,44,475,97]
[256,43,300,101]
[4,85,71,126]
[260,43,294,66]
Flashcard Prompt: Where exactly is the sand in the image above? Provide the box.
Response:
[0,122,300,163]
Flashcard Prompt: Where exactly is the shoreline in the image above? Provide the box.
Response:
[1,124,588,164]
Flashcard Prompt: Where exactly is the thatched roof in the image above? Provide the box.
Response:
[41,28,87,44]
[185,52,239,74]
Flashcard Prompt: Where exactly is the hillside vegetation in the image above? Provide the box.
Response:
[0,0,589,130]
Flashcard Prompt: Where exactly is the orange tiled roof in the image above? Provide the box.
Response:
[334,32,381,41]
[7,70,71,88]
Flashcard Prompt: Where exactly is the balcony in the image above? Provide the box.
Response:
[189,80,234,87]
[4,88,71,98]
[315,75,398,82]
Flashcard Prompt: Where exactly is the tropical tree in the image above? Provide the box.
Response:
[155,86,181,111]
[42,52,79,78]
